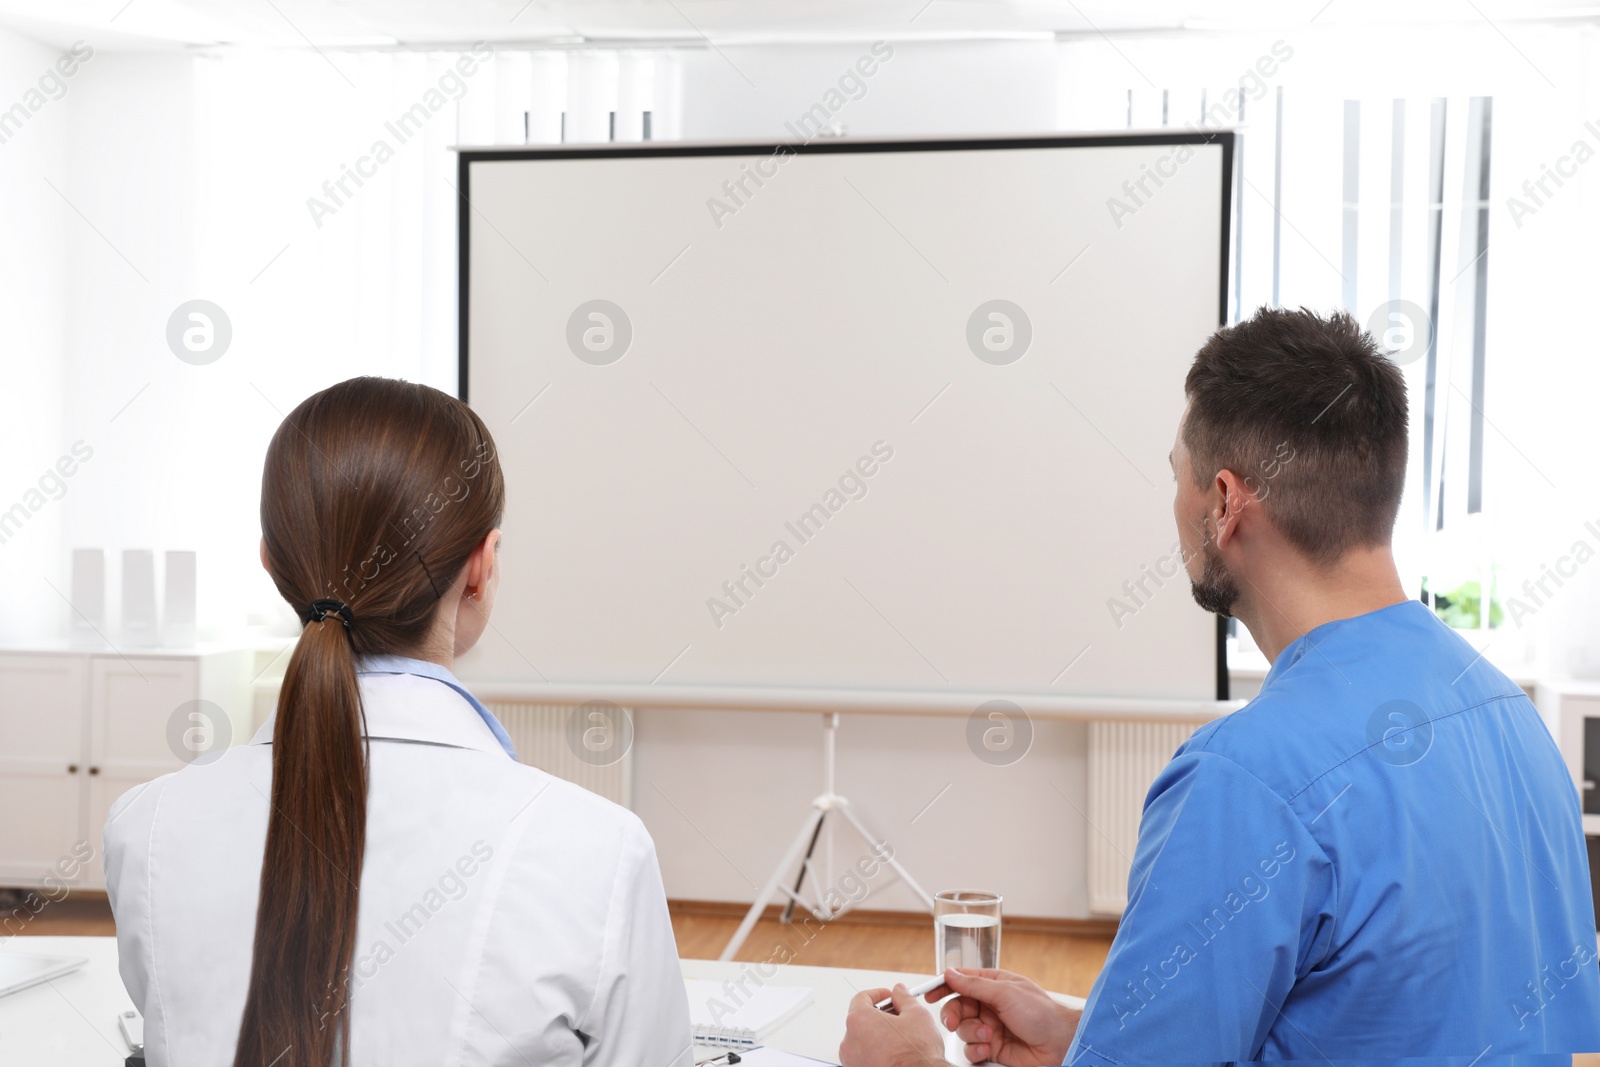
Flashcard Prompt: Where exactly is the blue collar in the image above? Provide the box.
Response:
[356,654,517,761]
[1260,599,1427,691]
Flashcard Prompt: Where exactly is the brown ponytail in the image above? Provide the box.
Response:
[236,377,504,1067]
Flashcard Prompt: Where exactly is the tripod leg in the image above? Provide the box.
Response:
[719,805,826,961]
[837,802,936,910]
[779,809,828,924]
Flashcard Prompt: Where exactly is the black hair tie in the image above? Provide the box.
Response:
[304,598,355,629]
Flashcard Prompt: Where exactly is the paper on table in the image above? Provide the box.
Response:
[730,1049,838,1067]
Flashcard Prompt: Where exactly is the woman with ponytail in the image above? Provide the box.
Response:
[103,377,691,1066]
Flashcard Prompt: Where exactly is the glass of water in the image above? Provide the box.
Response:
[935,889,1002,973]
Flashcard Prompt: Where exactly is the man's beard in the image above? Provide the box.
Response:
[1189,538,1240,617]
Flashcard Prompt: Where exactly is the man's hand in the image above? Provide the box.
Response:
[925,968,1080,1067]
[840,984,946,1067]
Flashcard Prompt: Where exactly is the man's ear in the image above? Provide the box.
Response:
[1212,469,1250,550]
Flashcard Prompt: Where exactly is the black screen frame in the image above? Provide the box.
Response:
[455,130,1238,700]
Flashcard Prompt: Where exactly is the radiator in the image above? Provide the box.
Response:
[486,700,633,808]
[1086,720,1194,915]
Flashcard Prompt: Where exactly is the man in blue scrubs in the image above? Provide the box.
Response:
[841,308,1600,1065]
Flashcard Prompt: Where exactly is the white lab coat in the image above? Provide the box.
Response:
[103,671,693,1067]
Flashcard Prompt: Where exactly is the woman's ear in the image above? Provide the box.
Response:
[464,529,501,598]
[259,537,270,576]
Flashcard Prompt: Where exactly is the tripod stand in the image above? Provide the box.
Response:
[718,712,935,960]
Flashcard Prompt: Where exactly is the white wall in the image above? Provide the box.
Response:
[676,39,1061,141]
[56,51,212,642]
[0,25,71,642]
[635,708,1095,919]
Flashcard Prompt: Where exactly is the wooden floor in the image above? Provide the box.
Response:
[4,893,1116,999]
[1,894,115,937]
[9,892,1598,1066]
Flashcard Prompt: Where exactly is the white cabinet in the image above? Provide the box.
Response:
[0,655,87,886]
[1533,682,1600,838]
[0,647,253,890]
[1533,682,1600,933]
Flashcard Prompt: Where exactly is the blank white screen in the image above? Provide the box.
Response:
[461,136,1227,700]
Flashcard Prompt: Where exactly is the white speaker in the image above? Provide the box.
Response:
[164,550,197,647]
[69,548,105,646]
[122,549,158,647]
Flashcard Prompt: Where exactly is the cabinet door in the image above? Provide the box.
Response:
[87,657,198,889]
[0,654,89,887]
[1581,706,1599,818]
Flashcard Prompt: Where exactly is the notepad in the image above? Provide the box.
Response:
[685,979,813,1047]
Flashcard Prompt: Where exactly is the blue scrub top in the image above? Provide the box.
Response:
[1065,601,1600,1066]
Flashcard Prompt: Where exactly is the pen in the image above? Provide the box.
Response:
[874,975,947,1012]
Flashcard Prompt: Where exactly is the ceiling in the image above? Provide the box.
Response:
[2,0,1598,51]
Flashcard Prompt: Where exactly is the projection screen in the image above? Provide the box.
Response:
[457,133,1234,702]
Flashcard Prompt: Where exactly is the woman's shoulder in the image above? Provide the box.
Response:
[102,774,165,854]
[102,744,272,855]
[492,759,652,849]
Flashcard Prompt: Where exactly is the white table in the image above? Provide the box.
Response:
[0,937,134,1064]
[686,957,1079,1063]
[0,936,1085,1065]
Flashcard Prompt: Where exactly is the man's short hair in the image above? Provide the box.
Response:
[1183,306,1409,566]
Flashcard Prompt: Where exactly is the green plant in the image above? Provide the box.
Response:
[1422,576,1503,630]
